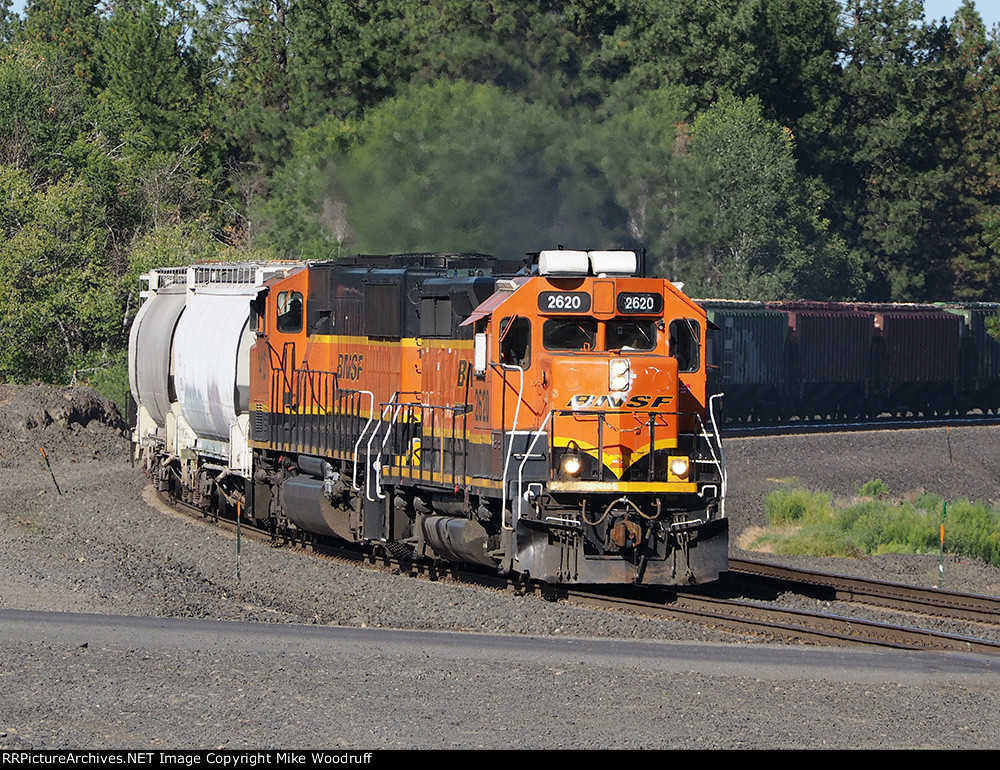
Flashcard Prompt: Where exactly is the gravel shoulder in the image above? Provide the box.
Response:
[2,383,999,625]
[3,384,1000,749]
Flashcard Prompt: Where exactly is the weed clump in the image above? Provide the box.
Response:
[754,481,1000,567]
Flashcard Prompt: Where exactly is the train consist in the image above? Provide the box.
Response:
[129,252,728,586]
[700,300,1000,423]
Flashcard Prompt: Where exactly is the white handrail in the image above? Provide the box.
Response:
[515,410,553,523]
[499,364,525,530]
[373,401,406,500]
[364,392,398,502]
[706,392,727,517]
[351,390,376,492]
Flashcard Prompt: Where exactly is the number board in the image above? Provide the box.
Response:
[538,292,592,313]
[616,292,663,314]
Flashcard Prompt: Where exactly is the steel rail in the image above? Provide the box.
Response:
[153,488,1000,653]
[728,558,1000,625]
[566,587,1000,654]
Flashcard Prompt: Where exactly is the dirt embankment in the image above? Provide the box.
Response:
[0,383,128,467]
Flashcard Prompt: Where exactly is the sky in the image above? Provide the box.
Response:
[923,0,1000,29]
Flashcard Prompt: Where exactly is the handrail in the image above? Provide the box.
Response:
[364,393,398,502]
[706,392,727,517]
[373,400,407,500]
[515,410,553,525]
[350,390,376,492]
[499,364,525,530]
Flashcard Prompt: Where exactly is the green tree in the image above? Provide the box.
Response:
[20,0,103,86]
[592,89,859,299]
[599,0,761,109]
[684,97,860,299]
[99,0,207,155]
[941,1,1000,298]
[829,0,971,300]
[259,81,627,261]
[0,0,19,43]
[744,0,844,177]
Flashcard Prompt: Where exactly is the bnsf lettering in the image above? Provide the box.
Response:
[457,360,468,388]
[567,394,673,409]
[336,353,363,381]
[473,388,490,421]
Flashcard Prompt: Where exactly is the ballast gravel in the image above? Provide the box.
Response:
[2,383,1000,749]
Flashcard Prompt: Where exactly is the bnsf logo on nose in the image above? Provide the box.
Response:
[567,394,673,408]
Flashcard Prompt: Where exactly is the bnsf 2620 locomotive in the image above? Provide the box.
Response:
[129,250,728,585]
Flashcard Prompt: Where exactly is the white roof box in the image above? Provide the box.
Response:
[589,250,637,275]
[538,250,589,275]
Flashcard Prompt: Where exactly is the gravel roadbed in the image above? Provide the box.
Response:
[4,384,1000,749]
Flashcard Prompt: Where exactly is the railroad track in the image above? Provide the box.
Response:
[154,487,1000,655]
[728,558,1000,625]
[720,413,1000,437]
[566,586,1000,654]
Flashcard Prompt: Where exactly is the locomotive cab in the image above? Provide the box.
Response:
[467,250,727,584]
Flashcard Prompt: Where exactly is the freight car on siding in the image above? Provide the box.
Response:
[700,300,1000,423]
[130,251,728,587]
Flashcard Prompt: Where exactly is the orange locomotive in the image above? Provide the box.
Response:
[245,249,727,585]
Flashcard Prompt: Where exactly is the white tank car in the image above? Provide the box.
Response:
[128,263,301,504]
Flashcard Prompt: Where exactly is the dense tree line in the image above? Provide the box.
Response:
[1,0,999,393]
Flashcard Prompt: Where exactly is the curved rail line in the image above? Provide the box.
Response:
[728,558,1000,625]
[566,587,1000,654]
[154,486,1000,655]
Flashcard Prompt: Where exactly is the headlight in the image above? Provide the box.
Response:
[562,454,582,477]
[669,456,690,480]
[609,358,630,392]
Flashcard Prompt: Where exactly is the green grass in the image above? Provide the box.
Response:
[752,480,1000,567]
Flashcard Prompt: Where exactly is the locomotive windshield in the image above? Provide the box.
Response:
[606,319,657,351]
[542,318,657,352]
[543,318,598,350]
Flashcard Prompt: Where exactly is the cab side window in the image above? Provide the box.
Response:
[669,319,701,372]
[499,316,530,368]
[276,291,304,334]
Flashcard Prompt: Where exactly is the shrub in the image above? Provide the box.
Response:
[754,482,1000,567]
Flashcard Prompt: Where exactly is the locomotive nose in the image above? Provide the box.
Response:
[547,354,680,480]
